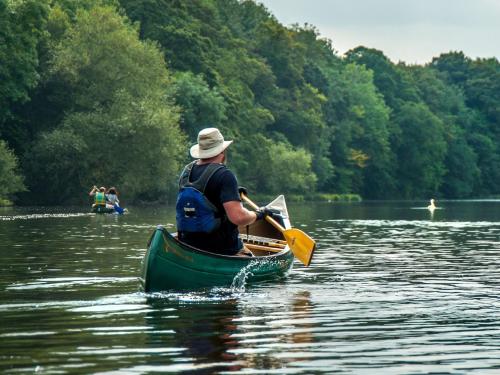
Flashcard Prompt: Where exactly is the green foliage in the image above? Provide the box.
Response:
[172,71,227,140]
[394,102,448,197]
[467,132,500,195]
[441,135,479,198]
[345,46,420,109]
[254,20,306,89]
[313,193,362,202]
[2,0,500,204]
[232,134,316,195]
[431,51,471,87]
[24,128,88,203]
[465,58,500,124]
[430,52,500,195]
[24,4,185,203]
[332,63,393,198]
[0,140,26,201]
[259,141,317,195]
[0,0,48,108]
[0,0,49,149]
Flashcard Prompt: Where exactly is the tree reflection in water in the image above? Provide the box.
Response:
[145,297,245,373]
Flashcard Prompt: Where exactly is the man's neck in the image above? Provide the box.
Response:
[198,154,224,165]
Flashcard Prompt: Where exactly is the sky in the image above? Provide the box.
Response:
[257,0,500,64]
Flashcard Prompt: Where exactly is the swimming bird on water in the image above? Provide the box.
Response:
[427,199,436,210]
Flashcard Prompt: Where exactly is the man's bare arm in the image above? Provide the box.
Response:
[223,200,258,226]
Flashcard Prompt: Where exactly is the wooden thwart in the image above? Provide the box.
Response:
[242,235,286,249]
[245,243,283,253]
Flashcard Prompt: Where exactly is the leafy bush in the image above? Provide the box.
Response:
[0,141,25,203]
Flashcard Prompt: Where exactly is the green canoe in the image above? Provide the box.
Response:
[91,205,115,214]
[141,219,295,292]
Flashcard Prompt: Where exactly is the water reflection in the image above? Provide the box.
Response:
[289,291,314,346]
[143,297,244,373]
[139,290,319,374]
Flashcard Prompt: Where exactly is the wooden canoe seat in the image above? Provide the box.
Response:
[240,234,287,256]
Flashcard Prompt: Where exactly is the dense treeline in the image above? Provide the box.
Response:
[0,0,499,204]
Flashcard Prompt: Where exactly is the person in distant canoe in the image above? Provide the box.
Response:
[106,187,120,207]
[176,127,279,257]
[89,186,114,209]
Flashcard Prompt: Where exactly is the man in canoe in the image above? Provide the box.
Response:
[176,127,278,256]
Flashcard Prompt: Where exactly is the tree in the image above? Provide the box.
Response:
[431,51,471,87]
[120,0,220,83]
[229,134,316,194]
[0,141,25,203]
[24,5,185,203]
[264,142,317,194]
[394,102,447,197]
[409,65,481,198]
[441,135,479,198]
[324,63,394,196]
[345,46,419,109]
[172,71,227,140]
[465,58,500,125]
[467,132,500,196]
[0,0,49,149]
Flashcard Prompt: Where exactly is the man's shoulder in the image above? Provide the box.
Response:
[191,163,230,177]
[204,164,237,190]
[212,164,236,180]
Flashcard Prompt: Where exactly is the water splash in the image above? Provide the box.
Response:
[230,257,287,292]
[230,261,256,292]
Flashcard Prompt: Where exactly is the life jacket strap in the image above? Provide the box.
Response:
[178,161,225,214]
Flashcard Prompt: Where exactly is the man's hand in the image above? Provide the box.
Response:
[255,207,282,221]
[238,186,248,196]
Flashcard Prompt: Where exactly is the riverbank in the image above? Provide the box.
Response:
[254,193,362,203]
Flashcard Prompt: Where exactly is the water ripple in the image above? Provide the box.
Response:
[1,203,500,374]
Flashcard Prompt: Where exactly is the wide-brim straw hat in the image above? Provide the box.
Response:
[190,128,233,159]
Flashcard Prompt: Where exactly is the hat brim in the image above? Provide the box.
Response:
[190,140,233,159]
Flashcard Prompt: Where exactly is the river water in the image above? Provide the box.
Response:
[1,200,499,374]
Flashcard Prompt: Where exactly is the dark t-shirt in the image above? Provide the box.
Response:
[177,162,243,255]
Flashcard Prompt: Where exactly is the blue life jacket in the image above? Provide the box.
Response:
[176,161,225,233]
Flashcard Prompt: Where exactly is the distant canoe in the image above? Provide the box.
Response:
[141,219,294,292]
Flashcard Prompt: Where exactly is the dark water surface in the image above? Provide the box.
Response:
[1,201,499,374]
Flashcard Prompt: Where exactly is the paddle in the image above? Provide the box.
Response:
[241,193,316,267]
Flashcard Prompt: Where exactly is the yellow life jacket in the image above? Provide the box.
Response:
[95,191,106,206]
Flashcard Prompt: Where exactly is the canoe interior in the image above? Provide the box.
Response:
[171,218,288,256]
[239,218,284,240]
